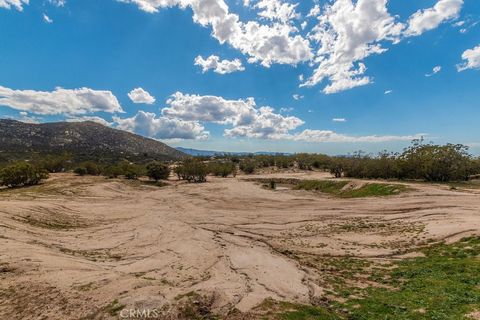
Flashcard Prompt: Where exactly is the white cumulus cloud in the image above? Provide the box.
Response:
[0,85,124,115]
[405,0,463,36]
[0,0,28,11]
[128,87,156,104]
[332,118,346,122]
[162,92,304,139]
[302,0,404,94]
[252,0,300,24]
[194,55,245,74]
[66,116,112,126]
[120,0,313,67]
[114,110,209,140]
[457,44,480,71]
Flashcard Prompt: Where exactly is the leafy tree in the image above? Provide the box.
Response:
[83,161,101,175]
[208,161,237,178]
[38,153,72,173]
[275,155,294,169]
[102,164,123,179]
[119,161,144,180]
[146,161,170,181]
[174,159,207,183]
[399,141,474,181]
[0,162,49,188]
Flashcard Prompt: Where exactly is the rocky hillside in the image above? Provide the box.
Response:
[0,119,185,162]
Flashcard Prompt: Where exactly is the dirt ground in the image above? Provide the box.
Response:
[1,172,479,319]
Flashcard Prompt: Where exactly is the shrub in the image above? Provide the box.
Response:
[296,153,314,170]
[399,141,474,182]
[119,161,144,180]
[337,141,478,182]
[239,159,255,174]
[174,159,207,183]
[73,167,87,176]
[146,161,170,181]
[255,155,275,168]
[268,179,276,189]
[275,156,294,169]
[329,158,345,178]
[83,161,101,175]
[38,153,72,173]
[0,162,49,188]
[102,165,123,179]
[208,162,237,178]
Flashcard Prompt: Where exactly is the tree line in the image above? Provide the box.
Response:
[1,140,479,188]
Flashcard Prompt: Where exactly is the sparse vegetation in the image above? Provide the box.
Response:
[146,161,170,181]
[199,140,480,183]
[239,159,256,174]
[102,164,123,178]
[174,159,208,183]
[253,237,480,320]
[119,161,144,180]
[208,161,237,177]
[252,178,407,198]
[0,162,49,188]
[73,167,87,176]
[294,180,406,198]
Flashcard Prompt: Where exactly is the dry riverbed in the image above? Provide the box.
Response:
[1,172,479,319]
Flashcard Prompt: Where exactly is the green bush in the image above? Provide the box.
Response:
[73,167,87,176]
[208,162,237,178]
[239,159,255,174]
[83,161,101,175]
[255,155,275,168]
[295,153,314,170]
[338,141,477,182]
[275,155,294,168]
[146,161,170,181]
[0,162,49,188]
[174,159,207,183]
[37,153,72,173]
[119,161,144,180]
[102,165,123,178]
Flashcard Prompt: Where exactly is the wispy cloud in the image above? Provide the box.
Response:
[425,66,442,77]
[43,13,53,24]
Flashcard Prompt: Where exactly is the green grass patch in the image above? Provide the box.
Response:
[259,237,480,320]
[293,180,349,193]
[344,236,480,319]
[254,299,342,320]
[293,180,406,198]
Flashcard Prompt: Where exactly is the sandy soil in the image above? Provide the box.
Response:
[0,172,479,319]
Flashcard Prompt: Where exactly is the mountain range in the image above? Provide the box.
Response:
[0,119,185,162]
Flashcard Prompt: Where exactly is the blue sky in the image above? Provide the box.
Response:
[0,0,479,155]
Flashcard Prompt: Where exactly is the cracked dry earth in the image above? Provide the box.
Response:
[1,172,480,319]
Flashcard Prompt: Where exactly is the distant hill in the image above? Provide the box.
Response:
[0,119,185,163]
[176,147,291,157]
